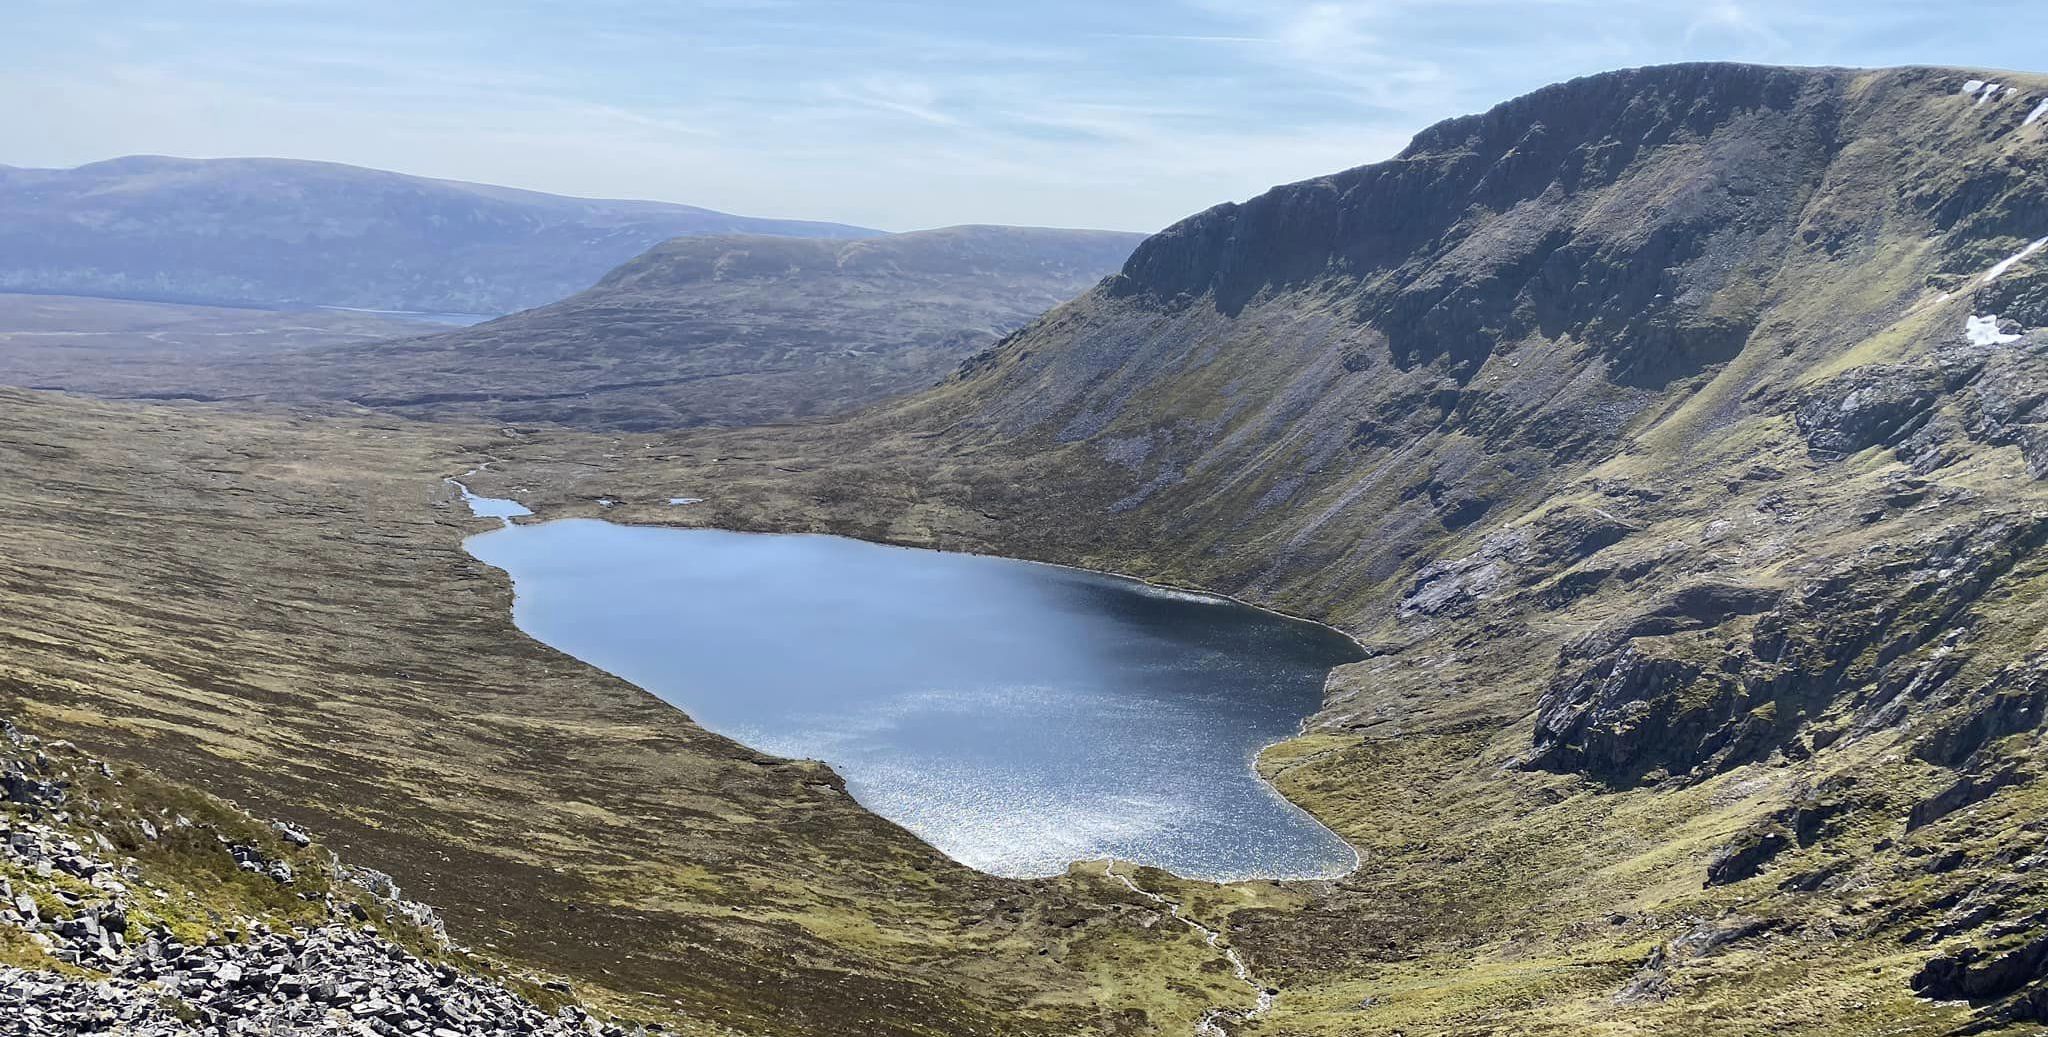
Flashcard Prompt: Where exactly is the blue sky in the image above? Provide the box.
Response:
[8,1,2048,232]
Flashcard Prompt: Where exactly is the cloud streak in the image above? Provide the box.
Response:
[3,0,2045,231]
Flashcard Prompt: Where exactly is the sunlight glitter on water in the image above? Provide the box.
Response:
[463,522,1361,881]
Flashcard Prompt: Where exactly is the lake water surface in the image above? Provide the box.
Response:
[463,519,1362,880]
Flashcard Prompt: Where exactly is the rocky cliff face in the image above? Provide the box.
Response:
[1111,64,1837,385]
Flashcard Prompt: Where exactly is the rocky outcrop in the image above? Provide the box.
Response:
[1523,580,1783,782]
[1400,504,1640,619]
[1953,337,2048,478]
[1800,275,2048,474]
[1908,768,2029,832]
[1526,514,2048,785]
[1398,529,1518,618]
[0,719,620,1036]
[1915,656,2048,767]
[1525,644,1732,783]
[1704,828,1790,888]
[1612,917,1774,1005]
[1795,363,1945,458]
[1914,935,2048,1023]
[1703,777,1865,886]
[1564,581,1783,662]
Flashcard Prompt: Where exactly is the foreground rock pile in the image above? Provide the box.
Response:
[0,923,614,1036]
[0,720,619,1036]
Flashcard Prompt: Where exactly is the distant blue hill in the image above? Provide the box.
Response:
[0,155,880,315]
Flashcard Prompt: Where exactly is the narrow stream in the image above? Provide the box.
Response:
[1105,862,1276,1035]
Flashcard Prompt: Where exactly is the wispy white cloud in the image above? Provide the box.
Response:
[1683,1,1792,51]
[813,76,963,127]
[3,0,2044,231]
[1093,33,1275,44]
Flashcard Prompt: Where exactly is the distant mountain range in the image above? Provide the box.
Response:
[266,225,1146,428]
[0,155,879,315]
[0,224,1144,427]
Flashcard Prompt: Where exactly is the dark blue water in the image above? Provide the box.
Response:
[462,520,1362,880]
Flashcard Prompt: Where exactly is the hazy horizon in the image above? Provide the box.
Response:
[10,1,2048,233]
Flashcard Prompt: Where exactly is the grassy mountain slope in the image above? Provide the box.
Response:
[0,156,876,315]
[0,225,1144,431]
[470,62,2048,1033]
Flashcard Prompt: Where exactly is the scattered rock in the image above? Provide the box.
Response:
[1706,829,1790,887]
[1909,768,2028,832]
[0,716,622,1037]
[1795,363,1943,458]
[1613,944,1672,1004]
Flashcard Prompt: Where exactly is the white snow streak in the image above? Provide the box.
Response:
[1985,237,2048,283]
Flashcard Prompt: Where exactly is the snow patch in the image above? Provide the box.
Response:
[1979,83,2003,106]
[667,497,704,506]
[2028,99,2048,126]
[1984,237,2048,283]
[1964,79,1988,94]
[1967,315,2022,347]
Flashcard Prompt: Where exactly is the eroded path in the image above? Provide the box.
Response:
[1104,862,1275,1036]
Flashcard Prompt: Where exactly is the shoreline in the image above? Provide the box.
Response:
[444,477,1367,887]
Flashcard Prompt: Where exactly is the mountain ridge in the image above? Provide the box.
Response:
[0,223,1144,429]
[0,154,881,315]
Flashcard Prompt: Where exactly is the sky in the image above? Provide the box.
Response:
[7,1,2048,233]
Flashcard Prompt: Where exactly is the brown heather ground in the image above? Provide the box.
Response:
[6,62,2048,1037]
[0,388,1249,1036]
